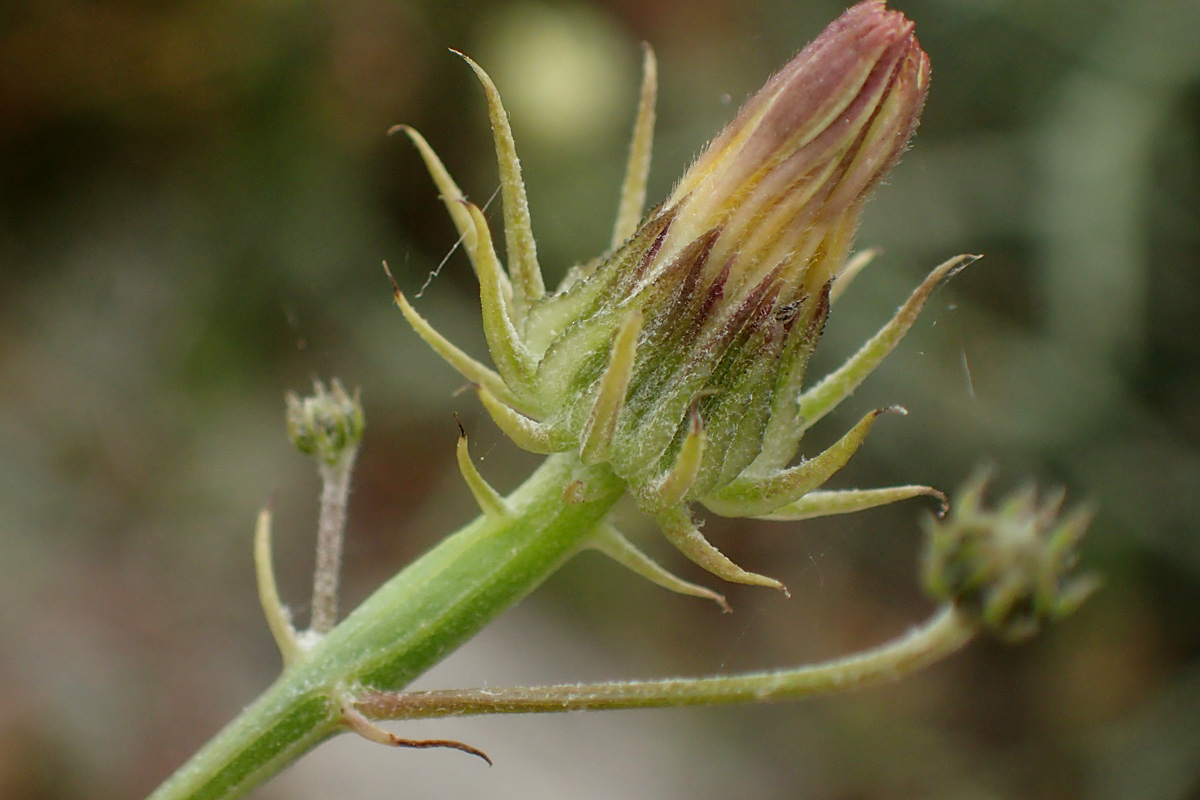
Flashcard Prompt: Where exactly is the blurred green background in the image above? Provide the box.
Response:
[2,0,1199,798]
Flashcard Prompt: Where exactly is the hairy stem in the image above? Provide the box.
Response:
[311,454,356,634]
[355,605,975,719]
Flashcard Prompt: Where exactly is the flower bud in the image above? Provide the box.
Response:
[394,1,963,588]
[545,0,930,501]
[923,471,1099,642]
[661,0,928,303]
[286,379,365,469]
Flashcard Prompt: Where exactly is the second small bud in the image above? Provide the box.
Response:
[286,379,365,468]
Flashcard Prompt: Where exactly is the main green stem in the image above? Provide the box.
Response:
[147,452,626,800]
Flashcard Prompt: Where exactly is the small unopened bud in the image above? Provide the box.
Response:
[923,471,1099,642]
[286,379,365,468]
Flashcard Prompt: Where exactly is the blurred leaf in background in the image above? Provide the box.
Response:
[0,0,1198,798]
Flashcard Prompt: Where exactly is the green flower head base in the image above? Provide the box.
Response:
[390,0,975,591]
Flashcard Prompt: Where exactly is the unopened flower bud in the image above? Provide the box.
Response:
[286,379,365,468]
[661,0,928,304]
[923,471,1099,642]
[530,0,931,503]
[394,1,965,588]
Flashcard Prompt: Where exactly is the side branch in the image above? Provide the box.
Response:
[355,604,975,719]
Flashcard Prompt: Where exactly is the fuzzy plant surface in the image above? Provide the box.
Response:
[145,3,1096,799]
